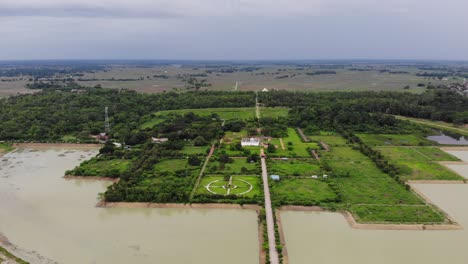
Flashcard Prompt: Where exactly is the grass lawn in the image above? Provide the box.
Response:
[376,147,463,180]
[180,146,209,155]
[196,175,260,197]
[61,134,78,142]
[67,158,131,177]
[271,179,338,205]
[206,157,260,175]
[0,142,14,153]
[269,128,318,157]
[268,159,321,176]
[351,205,445,223]
[357,134,433,146]
[307,135,348,146]
[259,107,289,118]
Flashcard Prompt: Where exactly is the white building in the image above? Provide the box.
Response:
[152,137,169,143]
[241,137,260,147]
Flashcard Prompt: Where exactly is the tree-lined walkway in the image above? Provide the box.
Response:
[190,144,215,199]
[260,155,279,264]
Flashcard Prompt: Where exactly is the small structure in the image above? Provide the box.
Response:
[311,175,318,179]
[270,175,280,181]
[323,175,328,178]
[262,88,269,92]
[96,133,109,142]
[241,137,260,147]
[113,142,122,148]
[152,137,169,144]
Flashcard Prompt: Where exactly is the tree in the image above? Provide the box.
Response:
[99,141,115,154]
[267,143,276,153]
[188,155,202,166]
[193,136,207,146]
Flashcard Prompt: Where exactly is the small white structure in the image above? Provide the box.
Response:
[311,175,318,179]
[262,88,269,92]
[270,175,280,181]
[113,142,122,148]
[323,175,328,178]
[241,137,260,147]
[152,137,169,144]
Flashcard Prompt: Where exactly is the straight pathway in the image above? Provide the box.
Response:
[296,127,310,142]
[190,144,215,199]
[260,156,279,264]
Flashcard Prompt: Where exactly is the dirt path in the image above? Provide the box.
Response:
[279,138,286,150]
[260,156,279,264]
[189,144,215,199]
[296,127,310,142]
[255,92,261,119]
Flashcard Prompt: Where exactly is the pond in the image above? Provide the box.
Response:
[0,148,259,264]
[427,132,468,145]
[281,183,468,264]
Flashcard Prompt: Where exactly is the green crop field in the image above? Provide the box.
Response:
[307,134,348,146]
[395,115,468,137]
[271,179,338,205]
[357,133,433,146]
[66,158,131,178]
[269,128,318,157]
[154,159,199,173]
[268,159,321,176]
[351,205,445,223]
[376,147,463,180]
[259,107,289,118]
[196,175,261,198]
[321,146,448,223]
[324,147,424,205]
[206,157,259,175]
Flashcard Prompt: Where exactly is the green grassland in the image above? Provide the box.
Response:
[357,133,433,146]
[321,145,445,223]
[196,175,261,198]
[351,205,445,223]
[325,147,424,205]
[259,107,289,118]
[153,159,200,173]
[395,115,468,137]
[206,157,260,175]
[0,246,29,264]
[66,158,131,178]
[271,179,338,205]
[376,147,463,180]
[180,146,209,155]
[269,128,318,157]
[307,134,348,146]
[0,142,14,153]
[268,159,321,176]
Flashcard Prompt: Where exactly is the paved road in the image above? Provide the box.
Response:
[261,157,279,264]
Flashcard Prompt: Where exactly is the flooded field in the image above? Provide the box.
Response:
[0,148,259,264]
[427,133,468,145]
[443,149,468,179]
[282,184,468,264]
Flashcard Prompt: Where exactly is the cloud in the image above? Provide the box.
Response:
[0,0,324,18]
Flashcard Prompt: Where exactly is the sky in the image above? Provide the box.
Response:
[0,0,468,60]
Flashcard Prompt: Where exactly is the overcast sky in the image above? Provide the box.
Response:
[0,0,467,60]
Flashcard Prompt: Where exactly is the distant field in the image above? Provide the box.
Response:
[376,146,463,181]
[0,64,453,97]
[307,134,348,146]
[206,157,260,175]
[141,107,255,129]
[269,128,318,157]
[357,133,433,146]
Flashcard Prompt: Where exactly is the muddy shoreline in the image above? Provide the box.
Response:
[278,206,462,231]
[63,175,119,182]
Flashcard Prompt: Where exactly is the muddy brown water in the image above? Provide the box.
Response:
[0,148,259,264]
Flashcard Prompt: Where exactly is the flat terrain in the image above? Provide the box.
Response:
[395,116,468,137]
[376,146,463,181]
[268,159,321,176]
[357,133,432,146]
[271,179,338,205]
